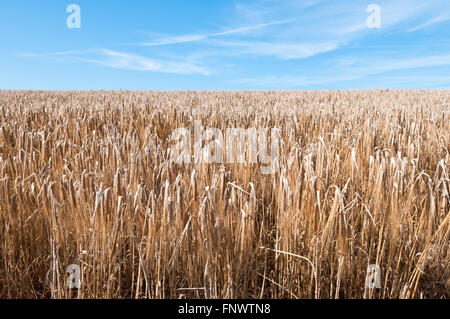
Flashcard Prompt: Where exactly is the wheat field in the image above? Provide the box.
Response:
[0,90,448,299]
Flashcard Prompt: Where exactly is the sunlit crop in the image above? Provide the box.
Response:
[0,90,448,299]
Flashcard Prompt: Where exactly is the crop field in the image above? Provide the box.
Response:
[0,90,448,299]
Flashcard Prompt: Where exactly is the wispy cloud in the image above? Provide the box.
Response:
[23,49,210,75]
[236,53,450,88]
[408,14,450,32]
[356,54,450,74]
[212,40,340,59]
[138,0,449,63]
[140,20,291,46]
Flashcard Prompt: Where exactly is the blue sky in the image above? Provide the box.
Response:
[1,0,449,90]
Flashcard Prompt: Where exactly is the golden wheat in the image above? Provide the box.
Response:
[0,90,448,299]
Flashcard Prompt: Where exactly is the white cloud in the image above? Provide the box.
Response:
[23,49,210,75]
[236,53,450,87]
[358,54,450,74]
[142,34,208,46]
[136,0,450,62]
[213,40,340,59]
[408,15,450,32]
[140,20,291,46]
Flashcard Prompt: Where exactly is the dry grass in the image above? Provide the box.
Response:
[0,90,448,299]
